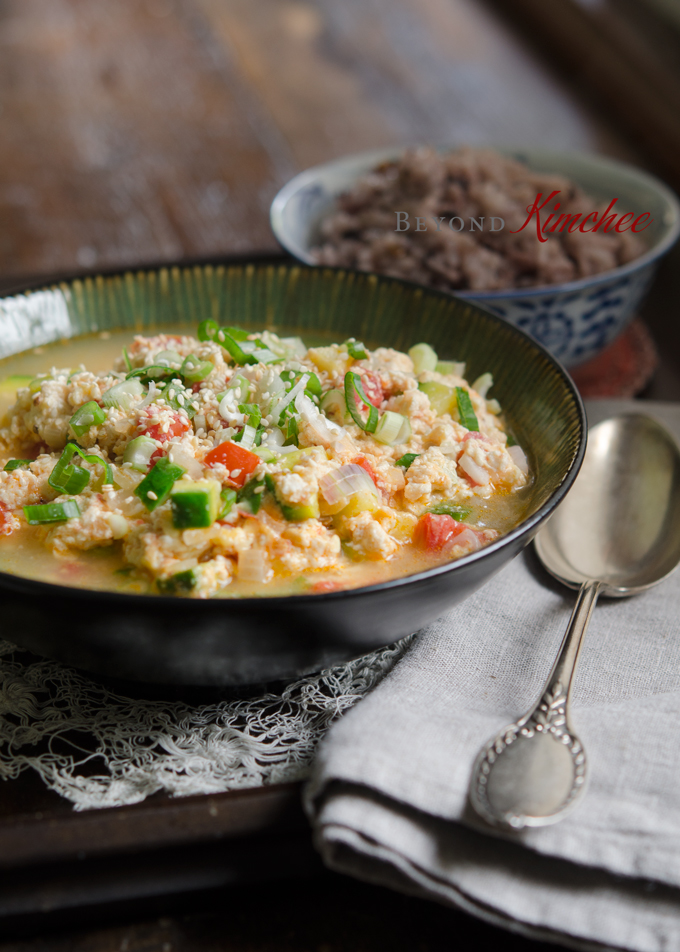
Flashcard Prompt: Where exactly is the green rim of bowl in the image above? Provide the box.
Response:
[0,258,585,599]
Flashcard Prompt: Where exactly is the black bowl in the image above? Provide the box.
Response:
[0,258,586,685]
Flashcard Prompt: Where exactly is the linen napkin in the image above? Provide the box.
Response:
[306,400,680,952]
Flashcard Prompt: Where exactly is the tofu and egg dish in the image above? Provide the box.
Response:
[0,321,530,597]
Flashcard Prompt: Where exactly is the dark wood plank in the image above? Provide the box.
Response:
[0,779,305,868]
[0,0,289,282]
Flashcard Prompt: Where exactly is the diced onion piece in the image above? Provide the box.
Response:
[102,378,145,410]
[168,443,203,479]
[123,436,158,472]
[374,411,408,446]
[508,444,529,475]
[252,348,279,364]
[471,373,493,398]
[238,547,272,583]
[278,336,306,358]
[320,389,348,425]
[139,380,164,409]
[319,464,379,514]
[458,453,490,486]
[272,374,309,419]
[219,390,246,425]
[153,350,183,368]
[408,343,438,374]
[240,424,257,450]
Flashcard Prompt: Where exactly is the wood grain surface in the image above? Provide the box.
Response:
[0,0,627,286]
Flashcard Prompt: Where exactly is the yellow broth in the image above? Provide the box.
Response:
[0,329,533,597]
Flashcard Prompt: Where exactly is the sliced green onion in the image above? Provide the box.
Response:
[344,338,368,360]
[181,354,213,384]
[69,401,106,437]
[282,414,298,447]
[170,478,221,529]
[49,459,89,495]
[429,503,471,520]
[239,424,257,450]
[471,373,493,398]
[157,569,197,594]
[374,411,410,446]
[217,329,258,366]
[160,381,197,418]
[102,378,145,410]
[223,325,249,341]
[49,443,113,494]
[125,364,173,383]
[281,370,321,397]
[237,476,264,514]
[320,389,348,425]
[395,453,420,469]
[122,347,133,372]
[344,372,379,433]
[408,343,438,374]
[455,387,479,431]
[273,374,309,422]
[197,319,219,342]
[506,432,517,447]
[238,403,262,428]
[3,459,32,472]
[29,374,52,393]
[123,435,158,472]
[134,457,186,511]
[24,499,81,525]
[218,487,237,518]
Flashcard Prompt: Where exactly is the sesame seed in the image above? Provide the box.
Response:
[253,485,265,493]
[230,468,242,478]
[177,394,185,405]
[147,491,158,501]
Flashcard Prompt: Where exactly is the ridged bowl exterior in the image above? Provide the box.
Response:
[0,260,586,685]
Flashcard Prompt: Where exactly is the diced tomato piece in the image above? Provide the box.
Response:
[312,579,344,593]
[356,371,384,409]
[351,455,379,486]
[204,441,260,487]
[139,411,191,444]
[415,513,468,553]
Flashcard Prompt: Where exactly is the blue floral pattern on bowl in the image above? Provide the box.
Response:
[483,265,655,365]
[271,148,680,367]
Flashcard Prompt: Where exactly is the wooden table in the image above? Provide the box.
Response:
[0,1,677,949]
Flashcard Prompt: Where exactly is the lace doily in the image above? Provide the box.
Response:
[0,637,413,811]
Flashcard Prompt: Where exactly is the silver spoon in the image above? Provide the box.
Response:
[469,413,680,831]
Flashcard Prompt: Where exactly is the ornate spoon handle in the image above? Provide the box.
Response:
[469,578,602,830]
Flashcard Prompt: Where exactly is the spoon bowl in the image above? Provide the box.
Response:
[470,413,680,830]
[536,414,680,595]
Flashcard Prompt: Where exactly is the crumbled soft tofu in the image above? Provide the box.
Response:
[0,327,529,597]
[345,512,400,560]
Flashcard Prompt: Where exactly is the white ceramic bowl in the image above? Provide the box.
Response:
[271,147,680,367]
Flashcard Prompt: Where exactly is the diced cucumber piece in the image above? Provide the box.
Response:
[418,381,456,416]
[408,343,438,374]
